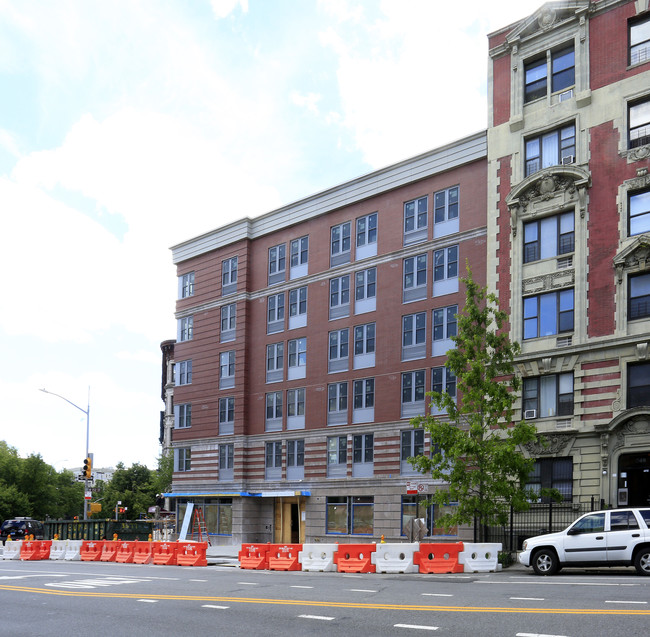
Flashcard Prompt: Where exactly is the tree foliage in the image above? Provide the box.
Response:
[409,267,542,538]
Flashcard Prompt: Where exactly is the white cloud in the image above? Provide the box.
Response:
[210,0,248,19]
[291,91,322,115]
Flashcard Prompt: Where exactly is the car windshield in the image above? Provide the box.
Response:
[570,512,605,534]
[1,521,26,532]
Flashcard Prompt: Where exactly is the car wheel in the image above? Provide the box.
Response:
[634,548,650,576]
[531,549,559,576]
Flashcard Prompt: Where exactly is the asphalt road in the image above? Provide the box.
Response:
[1,559,649,636]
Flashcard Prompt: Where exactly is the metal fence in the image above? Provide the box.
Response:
[485,498,602,551]
[44,520,154,541]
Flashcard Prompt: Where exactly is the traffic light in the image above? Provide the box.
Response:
[83,456,92,479]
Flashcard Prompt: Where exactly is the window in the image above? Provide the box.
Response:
[175,360,192,386]
[175,447,191,472]
[222,256,238,295]
[266,342,284,383]
[610,510,640,532]
[402,312,426,361]
[327,382,348,426]
[328,328,349,373]
[179,272,194,299]
[219,443,234,481]
[525,124,576,176]
[326,496,374,534]
[174,403,191,429]
[401,497,458,537]
[529,457,573,502]
[404,196,428,244]
[178,316,193,342]
[327,436,347,478]
[290,236,309,279]
[523,289,574,339]
[431,366,456,415]
[289,286,307,329]
[265,391,283,432]
[403,254,427,302]
[523,373,574,419]
[219,351,235,390]
[329,275,350,320]
[330,221,351,266]
[434,186,459,237]
[524,45,574,103]
[352,434,373,477]
[401,428,424,474]
[267,293,285,334]
[353,378,374,424]
[630,272,650,320]
[355,267,377,313]
[219,397,234,435]
[629,98,650,149]
[356,212,378,259]
[288,337,307,380]
[630,15,650,66]
[432,305,457,357]
[401,370,425,418]
[629,190,650,236]
[628,362,650,408]
[268,244,286,285]
[265,441,282,480]
[211,498,233,536]
[220,303,236,342]
[523,212,574,263]
[287,439,304,480]
[433,246,459,296]
[353,322,376,369]
[287,388,305,430]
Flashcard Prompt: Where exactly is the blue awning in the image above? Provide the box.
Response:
[163,490,310,498]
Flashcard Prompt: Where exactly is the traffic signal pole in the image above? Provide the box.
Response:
[39,387,91,520]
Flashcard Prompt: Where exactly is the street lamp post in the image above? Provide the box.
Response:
[39,387,91,520]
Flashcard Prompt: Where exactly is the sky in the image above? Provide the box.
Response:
[0,0,544,472]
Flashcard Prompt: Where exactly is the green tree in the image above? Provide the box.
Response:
[100,462,156,520]
[409,267,541,540]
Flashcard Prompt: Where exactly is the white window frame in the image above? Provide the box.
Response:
[404,196,428,245]
[431,366,456,416]
[289,286,307,330]
[265,441,282,480]
[327,381,348,426]
[219,351,235,390]
[286,439,305,480]
[287,388,306,430]
[329,275,350,320]
[402,312,426,361]
[401,429,424,475]
[268,244,286,285]
[327,435,347,478]
[401,370,426,418]
[219,396,234,435]
[222,256,238,295]
[433,245,459,297]
[328,328,349,373]
[175,360,192,386]
[174,403,192,429]
[353,322,375,370]
[355,267,376,314]
[288,337,307,380]
[403,254,427,302]
[352,378,374,425]
[352,433,374,477]
[267,292,285,334]
[178,316,193,342]
[433,186,459,237]
[219,443,234,481]
[330,221,351,266]
[266,342,284,383]
[356,212,378,260]
[178,272,194,299]
[432,305,457,357]
[265,391,283,432]
[220,303,236,342]
[175,447,191,472]
[290,236,309,279]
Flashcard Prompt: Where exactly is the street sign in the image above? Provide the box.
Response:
[406,481,428,494]
[84,491,92,500]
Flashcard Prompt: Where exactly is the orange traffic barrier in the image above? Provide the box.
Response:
[177,541,208,567]
[20,540,49,561]
[268,544,302,571]
[238,543,270,570]
[133,541,154,564]
[115,541,136,563]
[152,541,178,566]
[334,544,376,573]
[80,540,104,561]
[414,542,464,574]
[100,540,119,562]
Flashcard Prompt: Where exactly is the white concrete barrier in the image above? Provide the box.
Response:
[49,540,68,560]
[1,541,22,560]
[459,543,502,572]
[372,543,419,573]
[299,543,337,572]
[64,540,83,561]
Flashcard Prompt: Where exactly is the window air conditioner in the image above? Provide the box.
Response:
[561,155,575,165]
[524,409,537,420]
[558,89,573,102]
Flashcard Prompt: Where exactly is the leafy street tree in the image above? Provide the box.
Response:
[409,267,542,540]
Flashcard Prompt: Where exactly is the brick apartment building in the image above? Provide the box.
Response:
[161,0,650,544]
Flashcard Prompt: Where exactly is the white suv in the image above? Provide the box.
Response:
[519,508,650,575]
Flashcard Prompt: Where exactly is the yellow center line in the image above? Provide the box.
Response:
[1,584,649,616]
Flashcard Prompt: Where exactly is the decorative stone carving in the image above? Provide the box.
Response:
[522,269,575,295]
[628,145,650,162]
[537,8,557,30]
[540,357,552,374]
[614,237,650,282]
[524,432,574,456]
[613,418,650,451]
[612,389,621,413]
[637,342,649,361]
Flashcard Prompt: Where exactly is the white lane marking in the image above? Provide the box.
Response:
[516,633,568,637]
[138,599,158,603]
[478,580,637,587]
[421,593,453,597]
[202,604,229,609]
[290,585,314,589]
[299,614,335,621]
[510,597,545,601]
[45,577,151,589]
[0,574,67,580]
[605,600,648,604]
[190,579,207,582]
[237,582,258,585]
[394,624,439,631]
[350,588,377,593]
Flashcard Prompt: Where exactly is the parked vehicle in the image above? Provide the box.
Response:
[0,518,45,544]
[519,508,650,575]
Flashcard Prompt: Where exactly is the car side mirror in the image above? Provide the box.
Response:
[567,528,578,535]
